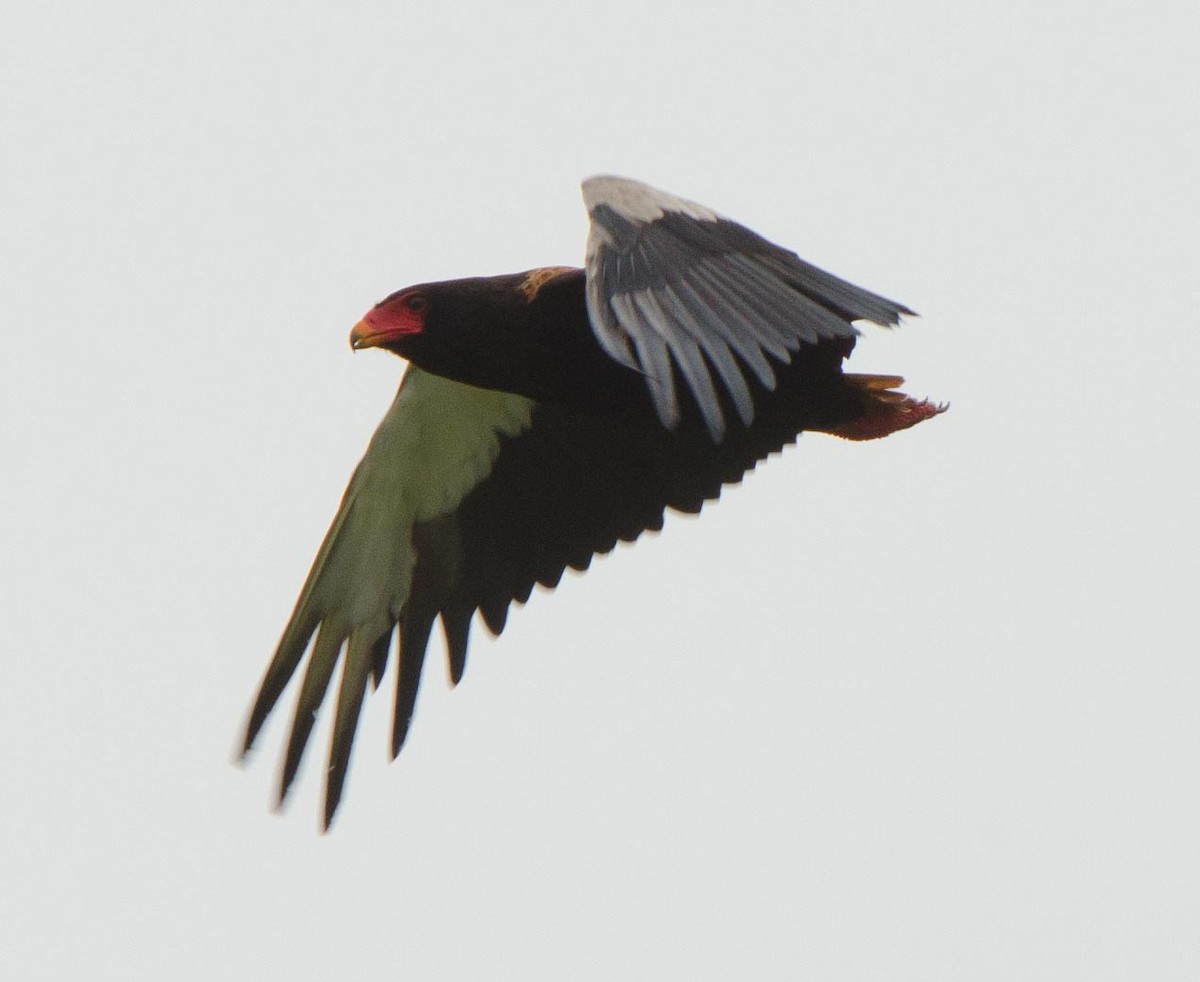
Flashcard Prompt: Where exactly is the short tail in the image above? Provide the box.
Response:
[817,374,947,441]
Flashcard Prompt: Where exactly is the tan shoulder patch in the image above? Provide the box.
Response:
[519,266,578,302]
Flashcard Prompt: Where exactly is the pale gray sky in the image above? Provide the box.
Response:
[3,2,1197,979]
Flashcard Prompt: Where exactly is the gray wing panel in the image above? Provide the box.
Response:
[582,176,914,441]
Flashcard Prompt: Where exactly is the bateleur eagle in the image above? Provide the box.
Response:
[242,176,943,828]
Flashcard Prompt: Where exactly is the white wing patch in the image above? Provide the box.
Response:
[379,366,536,523]
[284,366,534,649]
[582,175,718,231]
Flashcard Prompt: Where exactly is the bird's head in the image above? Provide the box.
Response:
[348,274,550,393]
[350,285,432,356]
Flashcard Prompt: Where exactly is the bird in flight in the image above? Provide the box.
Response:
[242,176,943,828]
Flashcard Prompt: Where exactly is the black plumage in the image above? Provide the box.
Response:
[242,176,942,828]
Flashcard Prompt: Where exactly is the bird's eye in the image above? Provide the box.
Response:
[404,294,428,313]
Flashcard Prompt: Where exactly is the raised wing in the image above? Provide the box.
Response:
[582,175,914,441]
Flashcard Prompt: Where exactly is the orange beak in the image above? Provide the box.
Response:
[349,318,388,351]
[349,307,424,351]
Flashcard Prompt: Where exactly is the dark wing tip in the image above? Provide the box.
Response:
[391,612,435,759]
[442,605,473,686]
[241,617,320,756]
[276,625,343,807]
[241,703,270,758]
[873,300,918,325]
[321,637,374,831]
[279,711,317,807]
[368,631,392,691]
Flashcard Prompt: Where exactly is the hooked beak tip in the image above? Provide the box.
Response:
[349,319,378,352]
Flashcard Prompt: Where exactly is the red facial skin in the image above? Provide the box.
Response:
[349,290,427,350]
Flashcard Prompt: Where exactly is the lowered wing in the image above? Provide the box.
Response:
[242,362,850,829]
[242,367,533,828]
